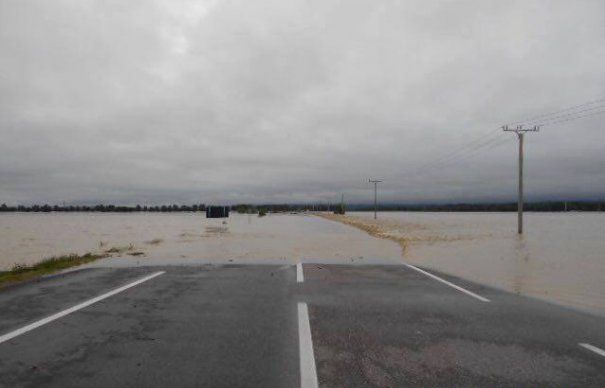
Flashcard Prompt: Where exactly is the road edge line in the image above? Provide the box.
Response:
[402,263,490,302]
[0,271,165,345]
[579,343,605,358]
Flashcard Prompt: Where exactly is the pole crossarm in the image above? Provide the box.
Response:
[502,125,540,133]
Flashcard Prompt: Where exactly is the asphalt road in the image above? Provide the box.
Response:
[0,263,604,387]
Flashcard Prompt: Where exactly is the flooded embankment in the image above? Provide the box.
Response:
[320,211,605,317]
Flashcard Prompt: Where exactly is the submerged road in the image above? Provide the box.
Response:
[0,263,604,387]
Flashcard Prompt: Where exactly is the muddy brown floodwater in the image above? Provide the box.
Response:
[321,211,605,317]
[0,212,400,270]
[2,211,604,317]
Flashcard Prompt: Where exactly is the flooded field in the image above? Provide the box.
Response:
[328,211,605,317]
[2,211,604,317]
[0,212,399,270]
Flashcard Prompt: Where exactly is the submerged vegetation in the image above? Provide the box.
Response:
[0,242,147,287]
[104,244,136,254]
[318,213,475,255]
[0,253,107,287]
[318,213,410,253]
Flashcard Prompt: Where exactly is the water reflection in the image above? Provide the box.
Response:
[511,236,530,295]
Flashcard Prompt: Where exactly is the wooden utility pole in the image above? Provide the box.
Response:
[503,125,539,234]
[368,179,382,219]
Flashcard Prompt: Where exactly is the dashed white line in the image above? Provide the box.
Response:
[402,263,490,302]
[297,262,304,283]
[298,302,318,388]
[0,271,165,345]
[579,343,605,358]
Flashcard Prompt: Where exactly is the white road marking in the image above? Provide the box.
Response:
[579,343,605,358]
[298,302,318,388]
[297,262,304,283]
[0,271,165,345]
[402,263,490,302]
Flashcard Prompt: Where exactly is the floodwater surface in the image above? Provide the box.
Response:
[0,212,400,270]
[349,211,605,317]
[2,211,604,317]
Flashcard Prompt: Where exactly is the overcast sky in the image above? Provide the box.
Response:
[1,0,604,205]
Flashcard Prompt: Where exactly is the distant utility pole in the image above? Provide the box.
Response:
[368,179,383,219]
[502,125,540,234]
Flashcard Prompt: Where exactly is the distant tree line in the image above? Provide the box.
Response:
[233,201,605,213]
[0,204,206,212]
[232,204,310,214]
[348,201,605,212]
[232,203,334,213]
[0,201,603,213]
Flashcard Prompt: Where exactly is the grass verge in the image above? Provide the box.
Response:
[0,253,107,288]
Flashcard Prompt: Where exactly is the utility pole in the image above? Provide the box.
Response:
[368,179,382,220]
[502,125,539,234]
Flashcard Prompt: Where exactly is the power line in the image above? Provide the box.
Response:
[416,138,510,180]
[395,96,604,182]
[402,131,500,175]
[429,136,511,170]
[424,133,503,167]
[506,96,605,126]
[538,108,605,127]
[402,132,505,178]
[527,104,605,126]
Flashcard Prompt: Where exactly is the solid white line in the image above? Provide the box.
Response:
[0,271,165,345]
[402,263,490,302]
[579,343,605,358]
[296,262,304,283]
[298,302,318,388]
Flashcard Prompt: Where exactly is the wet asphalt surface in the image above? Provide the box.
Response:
[0,264,604,387]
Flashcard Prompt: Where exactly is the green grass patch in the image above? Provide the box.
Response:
[0,253,107,288]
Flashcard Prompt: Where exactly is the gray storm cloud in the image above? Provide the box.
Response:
[1,0,604,205]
